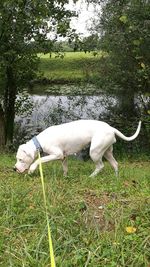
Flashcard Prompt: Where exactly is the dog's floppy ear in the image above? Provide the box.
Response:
[24,144,35,160]
[17,144,26,158]
[19,144,35,160]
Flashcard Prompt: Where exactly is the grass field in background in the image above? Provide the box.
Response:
[0,154,149,266]
[38,52,102,83]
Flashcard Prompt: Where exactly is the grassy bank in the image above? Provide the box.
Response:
[38,52,102,84]
[0,154,149,266]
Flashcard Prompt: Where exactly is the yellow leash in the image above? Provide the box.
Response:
[38,152,56,267]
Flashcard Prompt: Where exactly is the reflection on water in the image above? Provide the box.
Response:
[14,88,117,145]
[15,83,148,142]
[14,84,149,155]
[15,94,117,133]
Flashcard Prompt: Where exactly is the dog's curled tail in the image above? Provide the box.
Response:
[114,121,141,141]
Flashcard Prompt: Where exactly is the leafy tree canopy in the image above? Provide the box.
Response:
[0,0,78,144]
[93,0,150,93]
[0,0,77,89]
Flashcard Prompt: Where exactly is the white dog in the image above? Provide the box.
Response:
[14,120,141,177]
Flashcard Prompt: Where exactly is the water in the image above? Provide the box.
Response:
[14,84,148,146]
[15,83,117,142]
[18,95,115,125]
[14,84,150,157]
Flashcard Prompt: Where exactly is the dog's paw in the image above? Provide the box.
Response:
[28,163,37,174]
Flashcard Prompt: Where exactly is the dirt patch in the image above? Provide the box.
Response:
[82,190,115,231]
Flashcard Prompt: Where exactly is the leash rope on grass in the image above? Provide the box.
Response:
[38,152,56,267]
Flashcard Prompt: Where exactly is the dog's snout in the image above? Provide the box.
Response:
[13,166,17,171]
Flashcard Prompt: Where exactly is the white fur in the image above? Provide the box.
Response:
[14,120,141,176]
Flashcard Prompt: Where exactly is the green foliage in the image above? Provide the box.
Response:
[0,154,149,266]
[81,34,101,53]
[97,0,150,93]
[0,0,75,89]
[0,0,78,144]
[15,91,34,117]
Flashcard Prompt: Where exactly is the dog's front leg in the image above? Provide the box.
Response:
[28,153,63,174]
[62,157,68,176]
[28,159,39,174]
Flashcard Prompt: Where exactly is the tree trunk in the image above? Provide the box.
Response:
[0,105,5,148]
[4,66,17,145]
[118,88,137,120]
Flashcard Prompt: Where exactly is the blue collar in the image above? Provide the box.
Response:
[32,136,43,153]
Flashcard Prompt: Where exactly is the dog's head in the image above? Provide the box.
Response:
[14,144,34,173]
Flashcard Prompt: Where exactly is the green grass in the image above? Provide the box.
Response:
[38,52,102,83]
[0,154,149,266]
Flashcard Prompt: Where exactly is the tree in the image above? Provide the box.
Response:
[81,34,100,53]
[0,0,76,146]
[0,105,5,149]
[91,0,150,118]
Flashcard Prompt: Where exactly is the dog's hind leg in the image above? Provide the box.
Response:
[89,143,104,177]
[104,146,118,176]
[89,132,115,177]
[89,158,104,177]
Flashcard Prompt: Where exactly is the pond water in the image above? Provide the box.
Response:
[15,95,116,144]
[14,83,147,145]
